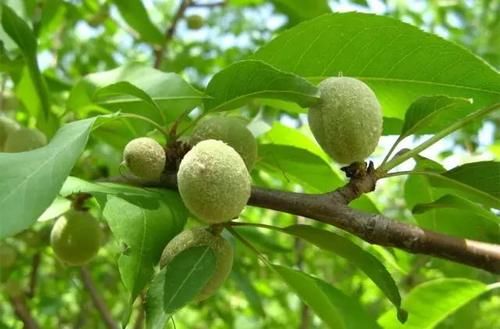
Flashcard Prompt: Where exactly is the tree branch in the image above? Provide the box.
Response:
[154,0,192,68]
[8,293,39,329]
[157,171,500,273]
[79,267,119,329]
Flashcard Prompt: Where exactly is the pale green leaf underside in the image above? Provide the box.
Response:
[0,118,95,238]
[253,13,500,118]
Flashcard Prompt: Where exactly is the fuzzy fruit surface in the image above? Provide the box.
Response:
[191,116,257,170]
[0,116,19,151]
[4,127,47,153]
[50,210,101,266]
[177,139,251,223]
[160,227,233,301]
[0,244,17,268]
[123,137,166,180]
[186,14,204,30]
[308,77,382,164]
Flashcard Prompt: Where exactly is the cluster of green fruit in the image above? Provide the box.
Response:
[0,117,47,152]
[121,116,257,300]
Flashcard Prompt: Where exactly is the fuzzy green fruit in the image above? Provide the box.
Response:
[0,244,17,268]
[186,14,204,30]
[160,228,233,301]
[123,137,166,180]
[4,127,46,153]
[50,210,101,266]
[177,139,251,223]
[191,117,257,170]
[308,77,382,164]
[0,116,19,151]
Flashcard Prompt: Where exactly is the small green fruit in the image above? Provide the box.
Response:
[160,228,233,301]
[191,117,258,170]
[186,14,204,30]
[50,210,101,266]
[0,244,17,268]
[177,139,251,223]
[4,127,46,153]
[0,116,19,151]
[308,77,382,164]
[123,137,166,180]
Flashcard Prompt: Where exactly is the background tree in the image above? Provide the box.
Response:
[0,0,499,329]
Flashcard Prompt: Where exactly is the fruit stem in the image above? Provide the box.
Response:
[119,113,170,139]
[378,103,500,174]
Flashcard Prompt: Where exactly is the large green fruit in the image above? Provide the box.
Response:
[308,77,382,164]
[0,244,17,268]
[123,137,166,180]
[160,228,233,301]
[0,116,19,151]
[4,127,46,153]
[191,116,258,170]
[186,14,204,30]
[177,139,251,223]
[50,210,102,266]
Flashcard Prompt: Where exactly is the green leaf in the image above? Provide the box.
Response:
[404,160,499,242]
[204,60,319,112]
[102,191,187,302]
[253,13,500,118]
[145,246,216,329]
[400,96,473,138]
[0,118,95,239]
[273,265,381,329]
[257,144,340,193]
[1,4,53,132]
[68,63,204,123]
[378,279,488,329]
[111,0,163,44]
[413,194,499,224]
[283,225,406,322]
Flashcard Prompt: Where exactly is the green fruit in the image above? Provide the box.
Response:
[308,77,382,164]
[123,137,166,180]
[0,116,19,151]
[160,228,233,301]
[50,210,102,266]
[0,244,17,268]
[4,127,47,153]
[191,117,258,170]
[177,139,251,223]
[186,14,204,30]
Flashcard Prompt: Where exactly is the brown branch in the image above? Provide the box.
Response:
[27,253,41,298]
[79,267,119,329]
[154,172,500,273]
[153,0,192,68]
[8,293,39,329]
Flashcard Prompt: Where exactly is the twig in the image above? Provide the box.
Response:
[8,293,39,329]
[79,267,119,329]
[154,0,192,68]
[27,253,41,298]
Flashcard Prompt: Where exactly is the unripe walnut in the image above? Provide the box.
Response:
[4,127,47,153]
[123,137,166,180]
[308,77,383,164]
[177,139,251,224]
[186,14,204,30]
[50,210,101,266]
[191,116,257,170]
[0,116,19,151]
[160,228,233,301]
[0,244,17,268]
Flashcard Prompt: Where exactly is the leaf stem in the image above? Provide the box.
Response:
[119,113,170,139]
[378,103,500,173]
[226,225,270,265]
